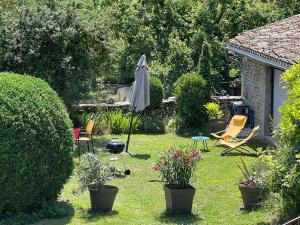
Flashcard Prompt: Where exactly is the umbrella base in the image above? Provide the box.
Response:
[121,151,136,156]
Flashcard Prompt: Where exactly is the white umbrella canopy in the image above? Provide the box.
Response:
[125,55,150,154]
[130,55,150,112]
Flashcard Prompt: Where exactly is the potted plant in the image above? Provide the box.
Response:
[238,157,266,209]
[204,102,224,132]
[153,146,201,214]
[75,153,118,212]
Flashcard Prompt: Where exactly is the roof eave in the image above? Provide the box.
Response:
[225,44,290,70]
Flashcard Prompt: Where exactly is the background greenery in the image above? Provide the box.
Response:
[0,0,299,106]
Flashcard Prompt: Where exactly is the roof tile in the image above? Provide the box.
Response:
[229,14,300,65]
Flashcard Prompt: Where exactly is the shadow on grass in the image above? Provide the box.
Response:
[156,211,202,224]
[247,139,269,150]
[222,152,258,157]
[239,207,270,225]
[132,154,151,160]
[77,208,119,221]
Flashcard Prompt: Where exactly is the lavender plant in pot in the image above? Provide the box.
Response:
[75,153,118,212]
[238,157,267,209]
[154,146,201,214]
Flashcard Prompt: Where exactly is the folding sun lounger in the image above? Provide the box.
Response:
[211,115,248,145]
[219,126,260,156]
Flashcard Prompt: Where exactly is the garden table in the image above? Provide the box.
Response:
[191,136,210,151]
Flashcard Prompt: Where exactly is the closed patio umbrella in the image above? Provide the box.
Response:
[124,55,150,155]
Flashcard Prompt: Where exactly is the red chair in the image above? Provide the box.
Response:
[73,128,81,156]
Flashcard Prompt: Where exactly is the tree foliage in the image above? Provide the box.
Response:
[0,1,108,108]
[0,0,298,103]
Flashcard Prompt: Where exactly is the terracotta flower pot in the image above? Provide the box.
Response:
[238,183,261,209]
[164,185,196,214]
[89,185,119,212]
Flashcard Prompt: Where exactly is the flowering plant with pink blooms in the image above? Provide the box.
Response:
[153,146,201,189]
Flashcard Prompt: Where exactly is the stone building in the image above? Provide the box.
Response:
[226,14,300,137]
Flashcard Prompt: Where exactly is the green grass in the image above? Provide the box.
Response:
[36,134,273,225]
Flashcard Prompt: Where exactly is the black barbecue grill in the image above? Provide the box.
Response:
[106,138,130,175]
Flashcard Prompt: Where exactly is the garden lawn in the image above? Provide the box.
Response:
[36,134,272,225]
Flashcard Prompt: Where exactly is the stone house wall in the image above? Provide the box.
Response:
[241,57,272,136]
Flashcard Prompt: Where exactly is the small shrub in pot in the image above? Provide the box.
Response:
[75,153,118,212]
[204,102,224,132]
[238,157,268,209]
[204,102,224,121]
[154,146,201,214]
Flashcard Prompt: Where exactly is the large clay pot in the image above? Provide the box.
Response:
[238,183,261,209]
[89,185,119,212]
[164,185,195,214]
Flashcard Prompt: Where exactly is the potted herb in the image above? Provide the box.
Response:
[238,157,266,209]
[153,146,201,214]
[75,153,118,212]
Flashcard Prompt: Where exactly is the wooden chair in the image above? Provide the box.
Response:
[74,120,95,154]
[219,126,259,156]
[211,115,247,145]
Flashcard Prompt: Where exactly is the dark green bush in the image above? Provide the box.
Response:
[0,72,74,213]
[0,201,74,225]
[174,72,209,128]
[148,76,164,111]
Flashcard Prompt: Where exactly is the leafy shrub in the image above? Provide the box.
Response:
[166,114,184,134]
[75,153,113,193]
[139,116,165,133]
[94,109,140,135]
[269,61,300,205]
[148,76,165,111]
[154,146,201,189]
[174,72,209,128]
[204,102,224,120]
[0,73,74,213]
[92,109,167,134]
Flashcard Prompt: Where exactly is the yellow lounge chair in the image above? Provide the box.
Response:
[211,115,247,145]
[219,126,260,156]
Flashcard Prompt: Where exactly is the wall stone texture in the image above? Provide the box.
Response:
[241,57,272,136]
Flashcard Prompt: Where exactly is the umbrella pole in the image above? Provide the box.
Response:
[125,109,136,155]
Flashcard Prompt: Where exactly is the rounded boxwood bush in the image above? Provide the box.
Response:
[174,72,209,128]
[0,72,74,213]
[148,76,164,111]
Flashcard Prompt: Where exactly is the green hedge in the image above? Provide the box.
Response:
[174,72,209,128]
[0,73,74,213]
